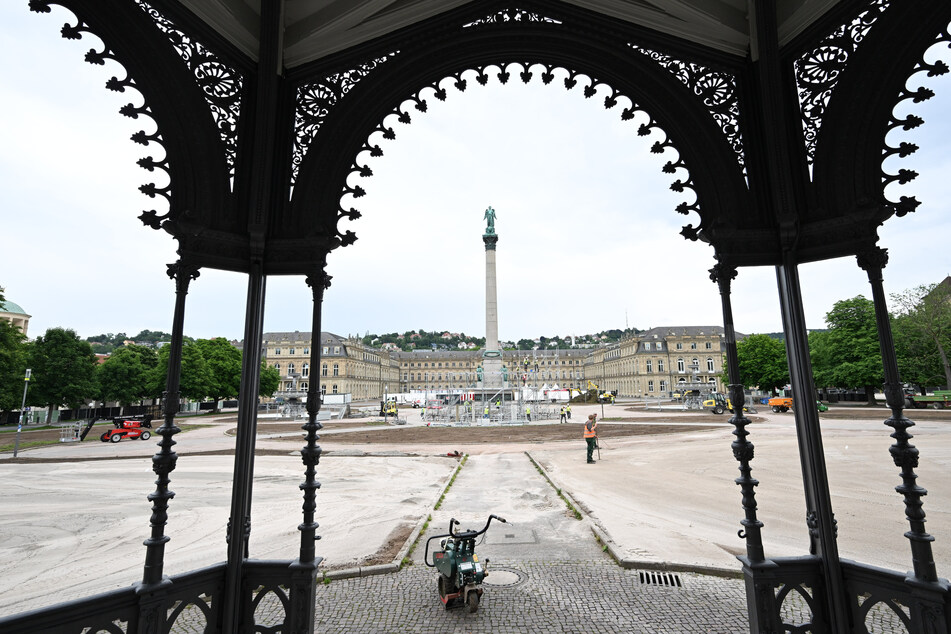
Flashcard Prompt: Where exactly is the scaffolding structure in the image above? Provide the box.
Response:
[420,382,558,426]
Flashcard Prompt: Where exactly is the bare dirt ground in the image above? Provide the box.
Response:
[256,420,722,444]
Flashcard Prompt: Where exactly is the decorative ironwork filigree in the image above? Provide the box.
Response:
[776,583,817,631]
[463,7,562,28]
[135,1,243,180]
[330,61,702,251]
[30,0,174,233]
[630,45,745,174]
[881,21,950,217]
[292,53,398,185]
[795,0,890,165]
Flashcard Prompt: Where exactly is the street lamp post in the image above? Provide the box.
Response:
[600,353,606,419]
[13,368,31,458]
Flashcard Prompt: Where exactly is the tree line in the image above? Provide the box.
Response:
[0,319,280,423]
[731,283,951,403]
[363,328,641,352]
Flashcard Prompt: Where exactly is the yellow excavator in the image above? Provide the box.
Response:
[703,392,756,415]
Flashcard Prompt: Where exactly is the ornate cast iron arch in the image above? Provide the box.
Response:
[31,0,244,263]
[809,1,951,252]
[287,20,751,261]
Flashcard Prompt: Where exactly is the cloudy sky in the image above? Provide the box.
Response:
[2,4,949,344]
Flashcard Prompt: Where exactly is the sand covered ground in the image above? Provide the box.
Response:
[1,401,949,617]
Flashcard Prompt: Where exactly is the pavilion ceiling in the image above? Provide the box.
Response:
[176,0,842,65]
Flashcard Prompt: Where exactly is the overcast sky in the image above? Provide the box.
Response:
[2,4,949,344]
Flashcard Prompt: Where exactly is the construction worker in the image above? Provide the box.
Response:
[566,404,572,420]
[525,405,531,421]
[483,405,490,421]
[559,407,567,423]
[584,413,598,464]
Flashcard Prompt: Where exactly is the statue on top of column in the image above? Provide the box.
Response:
[483,206,496,235]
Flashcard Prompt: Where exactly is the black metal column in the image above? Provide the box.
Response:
[222,260,267,633]
[288,268,331,633]
[857,247,950,629]
[711,263,766,563]
[857,247,939,582]
[136,261,199,631]
[711,263,781,633]
[776,258,848,631]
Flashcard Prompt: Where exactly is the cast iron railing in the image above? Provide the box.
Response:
[0,559,308,633]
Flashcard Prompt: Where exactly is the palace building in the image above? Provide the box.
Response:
[262,326,734,400]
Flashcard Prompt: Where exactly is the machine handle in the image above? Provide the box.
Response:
[423,532,453,567]
[448,514,507,539]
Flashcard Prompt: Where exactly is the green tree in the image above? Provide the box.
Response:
[890,282,951,390]
[28,328,99,421]
[0,317,28,413]
[811,296,883,405]
[516,338,535,350]
[148,342,212,402]
[96,344,158,406]
[195,338,242,409]
[132,329,173,345]
[728,333,789,395]
[259,362,280,398]
[808,329,834,390]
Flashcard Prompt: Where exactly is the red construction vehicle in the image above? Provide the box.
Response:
[100,416,153,443]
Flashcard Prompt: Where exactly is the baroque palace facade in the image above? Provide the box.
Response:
[262,326,733,400]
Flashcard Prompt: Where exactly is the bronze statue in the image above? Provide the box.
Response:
[483,206,496,234]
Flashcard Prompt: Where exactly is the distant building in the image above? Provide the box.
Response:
[261,331,399,400]
[587,326,739,397]
[258,325,738,399]
[0,299,31,337]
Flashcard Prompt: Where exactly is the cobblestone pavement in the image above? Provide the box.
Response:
[312,453,749,632]
[313,561,748,633]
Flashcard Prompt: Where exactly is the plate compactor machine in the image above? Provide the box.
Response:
[424,514,507,612]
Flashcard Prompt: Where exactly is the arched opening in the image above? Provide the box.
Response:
[4,2,951,631]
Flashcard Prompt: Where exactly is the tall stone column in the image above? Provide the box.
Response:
[482,206,503,388]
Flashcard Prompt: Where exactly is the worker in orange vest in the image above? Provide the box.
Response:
[584,413,598,464]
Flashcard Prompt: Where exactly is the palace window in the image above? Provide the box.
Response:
[646,360,652,373]
[275,348,281,355]
[321,385,326,395]
[644,342,651,350]
[332,384,338,394]
[660,380,667,392]
[333,364,339,376]
[321,364,328,376]
[657,360,664,372]
[648,380,654,392]
[301,382,308,390]
[690,342,697,349]
[334,346,340,354]
[274,363,281,371]
[290,348,295,355]
[304,348,309,355]
[707,358,715,372]
[322,346,328,355]
[678,358,685,373]
[705,342,712,349]
[676,343,683,350]
[302,364,309,377]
